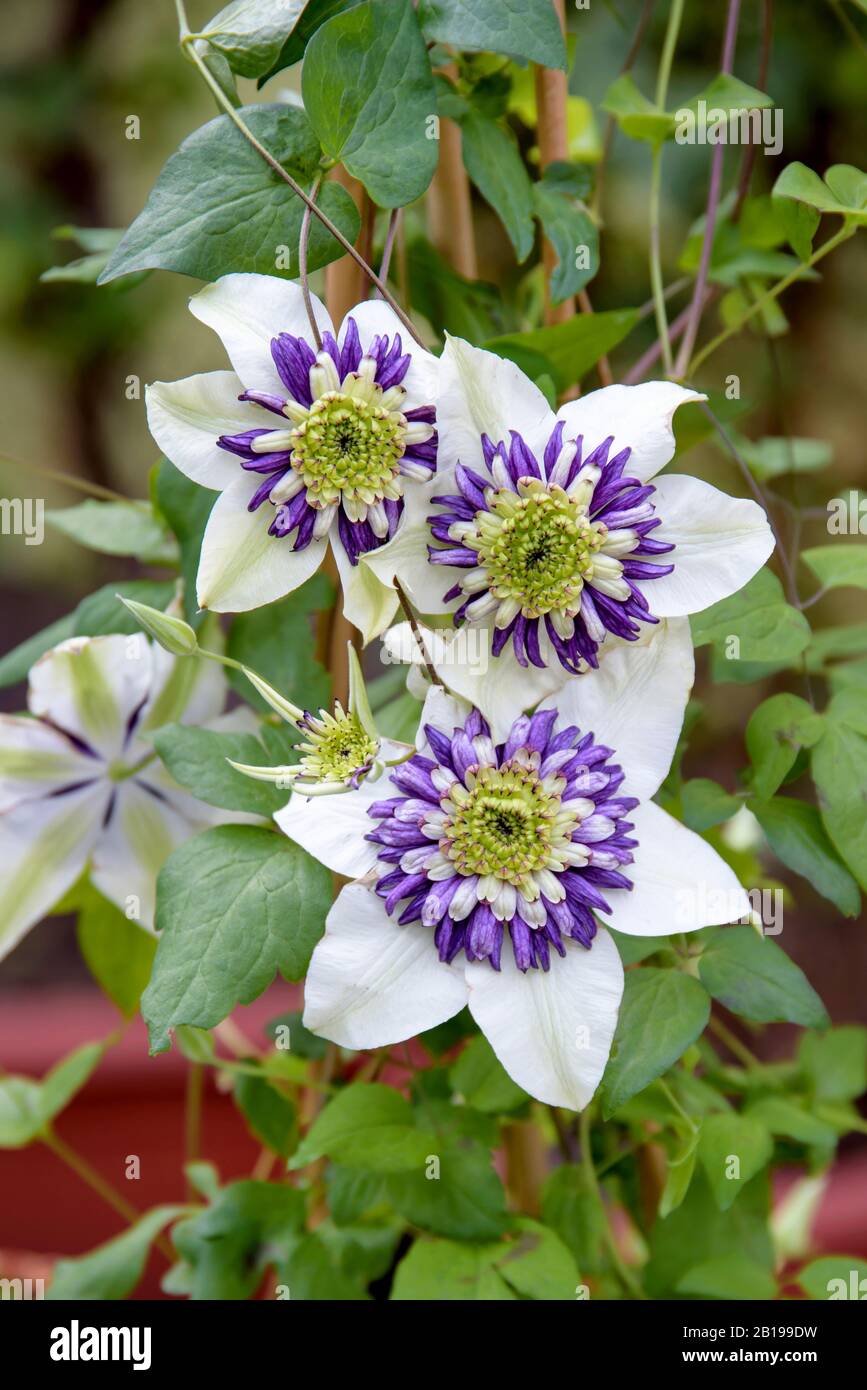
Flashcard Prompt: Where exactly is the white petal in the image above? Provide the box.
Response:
[556,381,705,484]
[189,273,332,397]
[606,801,751,937]
[137,635,227,736]
[635,474,775,616]
[465,928,623,1110]
[90,781,200,930]
[361,473,461,616]
[333,528,399,644]
[0,715,98,810]
[542,618,694,801]
[196,474,326,612]
[274,779,385,878]
[303,882,468,1049]
[0,784,109,962]
[438,335,555,476]
[424,624,565,744]
[28,635,153,762]
[340,300,439,408]
[146,372,276,491]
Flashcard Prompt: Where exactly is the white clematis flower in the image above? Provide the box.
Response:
[274,620,749,1110]
[146,273,439,641]
[364,335,774,675]
[0,630,250,960]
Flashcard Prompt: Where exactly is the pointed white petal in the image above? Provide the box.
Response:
[303,882,468,1049]
[556,381,705,484]
[137,634,226,736]
[274,779,384,878]
[28,635,153,762]
[635,474,775,616]
[0,715,98,810]
[465,928,623,1110]
[0,784,109,962]
[360,473,461,616]
[438,335,555,476]
[333,528,399,643]
[426,624,566,744]
[189,273,332,397]
[90,781,200,930]
[606,801,751,937]
[146,372,275,491]
[415,683,471,747]
[542,618,694,801]
[196,474,326,612]
[340,301,439,408]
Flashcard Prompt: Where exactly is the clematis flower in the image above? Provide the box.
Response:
[227,645,412,796]
[0,630,250,960]
[364,337,774,701]
[275,621,750,1109]
[146,274,439,640]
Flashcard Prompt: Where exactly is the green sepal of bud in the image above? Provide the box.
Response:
[241,667,304,724]
[118,595,198,656]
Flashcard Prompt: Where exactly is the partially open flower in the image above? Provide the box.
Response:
[146,274,439,640]
[364,336,774,685]
[228,645,411,796]
[274,621,750,1109]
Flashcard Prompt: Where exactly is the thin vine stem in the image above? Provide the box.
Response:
[174,0,425,348]
[299,173,324,350]
[393,578,443,688]
[647,0,686,376]
[42,1129,175,1261]
[377,208,400,291]
[673,0,741,378]
[579,1108,647,1299]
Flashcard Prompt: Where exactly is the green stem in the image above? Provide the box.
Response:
[42,1129,175,1261]
[579,1108,646,1299]
[647,0,686,376]
[708,1014,762,1070]
[687,223,855,376]
[174,0,424,348]
[658,1078,698,1134]
[394,579,444,688]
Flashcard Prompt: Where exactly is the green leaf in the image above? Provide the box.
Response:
[601,74,673,144]
[677,1253,777,1300]
[302,0,438,209]
[646,1169,773,1297]
[690,568,810,664]
[448,1035,527,1114]
[799,1026,867,1104]
[0,614,76,689]
[460,110,535,261]
[276,1231,369,1300]
[681,778,741,832]
[234,1069,298,1157]
[698,926,828,1026]
[73,580,176,638]
[143,825,331,1053]
[494,1219,580,1300]
[257,0,356,83]
[154,462,215,624]
[172,1180,305,1299]
[751,796,860,918]
[195,0,307,78]
[659,1130,700,1219]
[45,500,176,566]
[699,1113,774,1211]
[483,308,638,393]
[226,578,332,714]
[797,1255,867,1301]
[152,724,286,817]
[772,195,820,261]
[325,1166,385,1226]
[811,704,867,890]
[47,1206,186,1300]
[744,1096,837,1148]
[601,969,710,1117]
[532,163,598,304]
[77,888,157,1018]
[100,106,359,284]
[803,543,867,591]
[385,1138,508,1240]
[419,0,567,69]
[0,1041,104,1148]
[391,1222,578,1300]
[541,1164,606,1273]
[732,434,831,483]
[746,693,825,799]
[774,161,867,223]
[289,1084,432,1174]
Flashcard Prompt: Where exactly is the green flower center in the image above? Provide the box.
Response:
[442,761,564,887]
[296,709,378,785]
[468,484,607,619]
[289,390,406,507]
